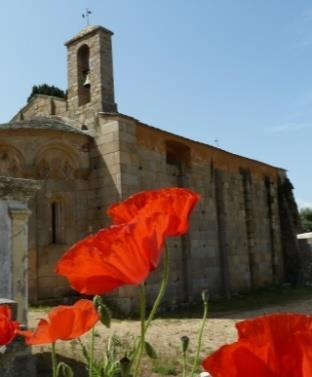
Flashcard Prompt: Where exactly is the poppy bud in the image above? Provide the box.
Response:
[93,295,102,307]
[97,303,112,328]
[201,289,209,303]
[180,335,190,353]
[120,356,131,377]
[93,295,111,328]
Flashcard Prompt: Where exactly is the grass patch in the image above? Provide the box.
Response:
[29,305,50,313]
[152,360,178,375]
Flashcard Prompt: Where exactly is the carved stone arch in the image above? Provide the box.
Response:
[48,192,69,205]
[35,143,80,180]
[0,144,25,177]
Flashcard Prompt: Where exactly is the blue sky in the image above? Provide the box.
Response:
[1,1,311,208]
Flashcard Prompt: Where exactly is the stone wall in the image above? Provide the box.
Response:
[11,95,67,121]
[90,118,122,231]
[0,129,92,302]
[94,114,288,311]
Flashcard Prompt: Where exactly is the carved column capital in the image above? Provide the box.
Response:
[8,205,32,222]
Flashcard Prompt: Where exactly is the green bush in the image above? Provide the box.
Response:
[300,207,312,232]
[27,84,66,103]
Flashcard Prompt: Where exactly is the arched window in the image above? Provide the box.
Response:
[77,44,91,106]
[0,145,24,177]
[50,200,65,244]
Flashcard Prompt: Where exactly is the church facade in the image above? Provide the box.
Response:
[0,25,300,310]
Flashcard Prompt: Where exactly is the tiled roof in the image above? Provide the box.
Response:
[0,117,90,136]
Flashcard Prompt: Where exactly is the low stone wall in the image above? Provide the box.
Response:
[298,233,312,284]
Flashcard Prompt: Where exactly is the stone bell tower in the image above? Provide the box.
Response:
[65,25,118,125]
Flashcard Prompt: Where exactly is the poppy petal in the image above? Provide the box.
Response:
[21,319,53,345]
[19,300,99,345]
[56,213,169,295]
[202,313,312,377]
[108,187,200,236]
[203,343,275,377]
[0,305,20,345]
[0,306,11,320]
[236,313,312,377]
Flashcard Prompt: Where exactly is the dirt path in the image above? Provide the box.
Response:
[29,297,312,376]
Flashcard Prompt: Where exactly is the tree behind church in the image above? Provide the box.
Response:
[300,208,312,232]
[27,84,66,103]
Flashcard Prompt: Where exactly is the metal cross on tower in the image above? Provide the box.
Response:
[82,8,92,26]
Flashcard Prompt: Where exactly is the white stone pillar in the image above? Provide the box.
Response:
[0,201,12,298]
[0,177,41,325]
[9,203,32,324]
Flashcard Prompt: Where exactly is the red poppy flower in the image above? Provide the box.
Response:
[57,188,199,295]
[202,313,312,377]
[18,300,99,345]
[0,305,20,345]
[107,187,200,236]
[56,213,170,295]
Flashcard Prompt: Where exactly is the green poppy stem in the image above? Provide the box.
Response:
[131,244,170,376]
[190,295,209,376]
[133,283,146,377]
[182,350,187,377]
[89,327,95,377]
[144,244,169,331]
[51,342,57,377]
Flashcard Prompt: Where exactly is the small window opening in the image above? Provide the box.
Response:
[51,203,57,243]
[81,124,88,130]
[50,201,64,244]
[165,141,191,167]
[77,44,91,106]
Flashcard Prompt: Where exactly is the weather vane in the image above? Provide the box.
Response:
[82,8,92,26]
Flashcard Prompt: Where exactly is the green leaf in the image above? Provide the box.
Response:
[98,303,112,328]
[144,341,158,359]
[77,338,90,363]
[56,362,74,377]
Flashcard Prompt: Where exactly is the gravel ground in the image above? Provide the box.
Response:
[30,296,312,376]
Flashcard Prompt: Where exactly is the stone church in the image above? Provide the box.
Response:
[0,25,300,309]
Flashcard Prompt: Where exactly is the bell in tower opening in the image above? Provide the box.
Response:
[83,70,91,88]
[77,44,91,106]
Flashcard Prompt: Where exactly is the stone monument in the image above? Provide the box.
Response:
[0,176,40,376]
